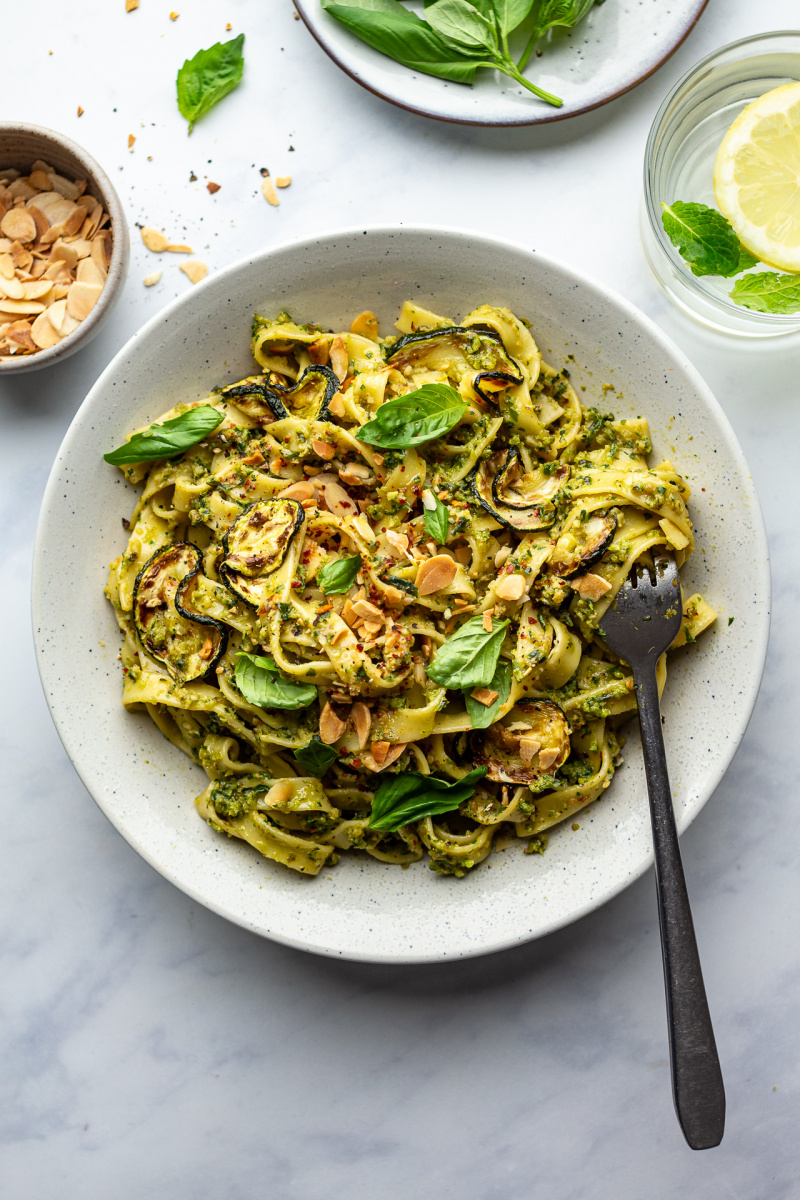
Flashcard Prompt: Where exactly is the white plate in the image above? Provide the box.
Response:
[33,227,769,963]
[293,0,708,126]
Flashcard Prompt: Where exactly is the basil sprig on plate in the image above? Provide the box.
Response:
[464,659,511,729]
[358,384,467,449]
[104,406,224,465]
[294,738,338,777]
[423,491,450,544]
[235,652,317,710]
[177,34,245,133]
[368,767,488,832]
[427,614,510,689]
[318,554,362,594]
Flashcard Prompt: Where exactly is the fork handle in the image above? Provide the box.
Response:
[634,663,725,1150]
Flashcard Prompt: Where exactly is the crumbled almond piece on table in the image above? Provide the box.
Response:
[77,106,84,117]
[261,177,279,206]
[141,226,168,252]
[170,10,179,18]
[166,243,193,253]
[126,0,138,9]
[128,134,136,149]
[143,269,162,287]
[179,260,207,284]
[206,181,220,194]
[569,572,611,601]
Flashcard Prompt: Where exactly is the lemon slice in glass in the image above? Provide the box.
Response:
[713,81,800,273]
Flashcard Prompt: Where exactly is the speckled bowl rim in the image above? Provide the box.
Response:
[292,0,708,128]
[32,226,771,962]
[0,122,129,373]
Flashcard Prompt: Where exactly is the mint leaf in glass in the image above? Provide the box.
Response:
[368,766,488,832]
[104,406,224,465]
[661,201,757,278]
[730,271,800,314]
[177,34,245,134]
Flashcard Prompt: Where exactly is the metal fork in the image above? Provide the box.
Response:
[599,552,725,1150]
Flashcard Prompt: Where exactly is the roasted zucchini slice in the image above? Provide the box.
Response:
[220,498,304,607]
[550,512,616,577]
[473,370,523,405]
[473,700,570,784]
[469,448,566,531]
[221,365,339,424]
[385,325,521,378]
[133,543,227,683]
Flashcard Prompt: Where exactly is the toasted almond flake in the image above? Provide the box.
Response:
[495,573,526,602]
[351,702,371,750]
[141,226,168,252]
[329,336,348,382]
[166,243,193,253]
[206,181,220,194]
[385,529,410,559]
[316,475,356,518]
[28,205,50,240]
[66,280,102,321]
[7,179,37,201]
[569,572,611,601]
[22,280,53,301]
[338,462,371,486]
[30,310,61,349]
[277,480,315,502]
[0,298,45,315]
[46,298,68,334]
[275,175,291,188]
[128,134,136,149]
[494,545,512,569]
[63,207,84,237]
[1,208,36,243]
[471,687,499,707]
[311,438,335,461]
[351,598,383,622]
[519,737,542,763]
[92,231,112,271]
[170,9,179,18]
[77,106,84,117]
[50,239,78,268]
[328,392,345,418]
[48,173,80,201]
[143,269,162,287]
[538,747,560,771]
[126,0,138,10]
[0,253,13,280]
[453,545,471,565]
[364,742,407,772]
[416,554,458,596]
[43,260,72,282]
[70,237,92,258]
[76,258,105,287]
[76,194,99,213]
[482,611,494,633]
[350,310,378,339]
[5,320,36,351]
[261,177,279,206]
[179,259,207,284]
[319,701,347,745]
[29,170,52,192]
[370,740,391,767]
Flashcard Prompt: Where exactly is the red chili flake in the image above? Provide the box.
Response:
[356,643,364,651]
[352,759,361,768]
[290,581,301,589]
[528,618,534,625]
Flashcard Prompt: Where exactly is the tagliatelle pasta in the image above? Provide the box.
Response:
[105,300,716,878]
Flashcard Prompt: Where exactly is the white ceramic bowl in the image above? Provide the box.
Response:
[33,227,770,963]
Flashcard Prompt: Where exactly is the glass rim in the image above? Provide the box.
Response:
[643,28,800,326]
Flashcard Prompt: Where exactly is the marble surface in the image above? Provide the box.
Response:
[2,0,799,1195]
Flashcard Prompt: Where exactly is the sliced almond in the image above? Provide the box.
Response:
[328,392,346,418]
[76,194,99,213]
[538,747,560,771]
[317,475,358,519]
[494,545,512,569]
[92,231,112,272]
[1,208,36,243]
[0,253,13,279]
[179,260,207,284]
[70,237,92,258]
[319,701,347,745]
[47,172,81,200]
[482,610,494,633]
[5,320,36,351]
[351,514,374,542]
[519,737,542,763]
[351,702,372,751]
[28,170,52,192]
[50,239,79,269]
[351,598,383,622]
[471,687,499,707]
[416,554,457,596]
[277,480,316,502]
[350,310,378,339]
[370,740,391,768]
[126,0,139,10]
[311,438,335,461]
[141,226,168,252]
[261,177,279,206]
[275,175,291,188]
[76,258,105,287]
[385,529,410,559]
[329,336,348,382]
[365,742,407,772]
[143,269,162,287]
[495,573,526,602]
[10,241,33,271]
[22,280,53,301]
[166,243,193,253]
[7,179,37,201]
[338,463,371,487]
[43,260,72,283]
[28,205,49,239]
[66,280,102,321]
[0,298,45,315]
[30,309,61,349]
[421,489,438,511]
[46,299,68,334]
[0,273,23,299]
[569,573,611,601]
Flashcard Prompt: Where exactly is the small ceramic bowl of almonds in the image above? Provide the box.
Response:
[0,123,129,372]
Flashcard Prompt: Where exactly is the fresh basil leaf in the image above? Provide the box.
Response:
[385,575,418,597]
[730,271,800,314]
[464,659,511,729]
[177,34,245,134]
[318,554,362,594]
[293,738,338,777]
[104,406,224,465]
[491,0,535,36]
[660,201,756,278]
[235,652,317,710]
[358,384,467,449]
[423,492,450,544]
[518,0,598,69]
[321,0,486,84]
[425,0,499,55]
[368,766,488,832]
[427,614,510,689]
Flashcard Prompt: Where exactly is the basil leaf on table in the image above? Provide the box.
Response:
[423,492,450,544]
[368,766,488,832]
[358,384,468,448]
[318,554,362,594]
[294,738,338,777]
[177,34,245,133]
[464,659,511,729]
[427,614,510,689]
[103,406,224,465]
[235,652,317,710]
[730,272,800,314]
[660,202,758,278]
[321,0,486,84]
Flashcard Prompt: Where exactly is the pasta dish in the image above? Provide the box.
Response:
[105,300,716,877]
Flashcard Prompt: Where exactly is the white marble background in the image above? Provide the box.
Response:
[2,1,799,1196]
